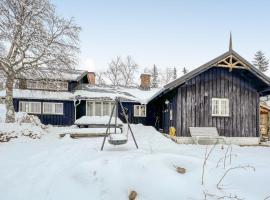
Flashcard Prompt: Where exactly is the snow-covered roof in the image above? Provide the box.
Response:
[17,68,88,81]
[0,85,161,104]
[74,85,161,104]
[0,89,74,101]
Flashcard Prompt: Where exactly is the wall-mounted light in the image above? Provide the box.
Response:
[165,99,170,105]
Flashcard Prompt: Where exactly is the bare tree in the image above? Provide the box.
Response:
[105,56,122,86]
[0,0,80,122]
[160,67,174,85]
[216,165,255,190]
[120,55,138,87]
[202,144,216,185]
[95,71,106,86]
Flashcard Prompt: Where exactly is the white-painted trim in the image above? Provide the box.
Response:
[133,104,147,117]
[212,98,230,117]
[19,101,42,114]
[86,100,114,116]
[43,102,64,115]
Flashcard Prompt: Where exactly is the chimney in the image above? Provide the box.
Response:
[87,72,96,85]
[140,73,151,90]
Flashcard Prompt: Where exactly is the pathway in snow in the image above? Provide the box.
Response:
[0,124,270,200]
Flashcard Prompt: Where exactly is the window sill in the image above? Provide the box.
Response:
[212,115,230,117]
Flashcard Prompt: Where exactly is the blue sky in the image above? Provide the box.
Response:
[53,0,270,74]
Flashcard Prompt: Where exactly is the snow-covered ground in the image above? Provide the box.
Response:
[0,124,270,200]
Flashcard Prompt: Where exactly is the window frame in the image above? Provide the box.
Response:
[211,98,229,117]
[43,102,64,115]
[86,101,115,116]
[133,104,147,117]
[19,101,42,114]
[26,80,68,91]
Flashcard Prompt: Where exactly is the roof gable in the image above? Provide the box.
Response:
[148,49,270,102]
[165,49,270,91]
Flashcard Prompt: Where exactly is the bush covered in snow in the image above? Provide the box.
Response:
[0,104,48,142]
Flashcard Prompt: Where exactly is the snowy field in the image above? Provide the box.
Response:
[0,124,270,200]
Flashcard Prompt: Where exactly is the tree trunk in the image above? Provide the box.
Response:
[5,74,15,123]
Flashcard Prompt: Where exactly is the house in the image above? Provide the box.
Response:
[0,70,159,126]
[147,38,270,144]
[73,73,159,125]
[0,69,89,125]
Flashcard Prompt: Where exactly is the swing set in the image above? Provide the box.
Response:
[100,97,139,151]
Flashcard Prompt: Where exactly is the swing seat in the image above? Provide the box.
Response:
[108,134,128,145]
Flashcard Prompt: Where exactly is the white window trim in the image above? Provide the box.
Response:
[19,101,42,114]
[43,102,64,115]
[211,98,229,117]
[86,101,114,116]
[134,105,147,117]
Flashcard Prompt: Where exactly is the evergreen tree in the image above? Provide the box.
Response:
[173,67,177,80]
[182,67,188,75]
[151,64,158,88]
[253,50,269,72]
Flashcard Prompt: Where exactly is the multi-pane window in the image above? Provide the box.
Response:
[86,101,115,116]
[43,102,63,115]
[26,80,68,91]
[19,101,41,114]
[134,105,147,117]
[212,98,229,117]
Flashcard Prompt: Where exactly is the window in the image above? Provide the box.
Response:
[134,105,147,117]
[26,80,68,91]
[19,101,41,114]
[43,102,63,115]
[86,101,115,116]
[212,98,229,117]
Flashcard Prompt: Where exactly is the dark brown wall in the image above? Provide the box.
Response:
[176,67,260,137]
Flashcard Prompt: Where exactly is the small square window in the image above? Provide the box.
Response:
[211,98,229,117]
[134,105,147,117]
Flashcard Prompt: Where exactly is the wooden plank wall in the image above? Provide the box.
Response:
[176,67,260,137]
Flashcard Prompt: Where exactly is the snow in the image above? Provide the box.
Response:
[61,126,122,135]
[109,133,127,141]
[75,116,123,125]
[75,85,161,104]
[0,86,160,104]
[0,89,74,101]
[19,68,88,81]
[0,124,270,200]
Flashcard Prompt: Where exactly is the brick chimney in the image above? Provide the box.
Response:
[140,73,151,90]
[87,72,96,85]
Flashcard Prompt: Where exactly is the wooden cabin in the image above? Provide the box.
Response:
[147,39,270,144]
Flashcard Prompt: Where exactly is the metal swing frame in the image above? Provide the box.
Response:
[100,97,139,151]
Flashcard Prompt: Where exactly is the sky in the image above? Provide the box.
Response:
[53,0,270,75]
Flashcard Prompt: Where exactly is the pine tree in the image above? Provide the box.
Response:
[253,50,269,72]
[173,67,177,80]
[182,67,188,75]
[151,64,158,88]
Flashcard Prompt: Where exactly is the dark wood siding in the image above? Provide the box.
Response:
[174,67,260,137]
[13,99,75,126]
[119,102,147,124]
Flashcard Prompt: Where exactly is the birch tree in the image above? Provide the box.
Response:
[120,55,138,87]
[0,0,80,122]
[106,56,122,86]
